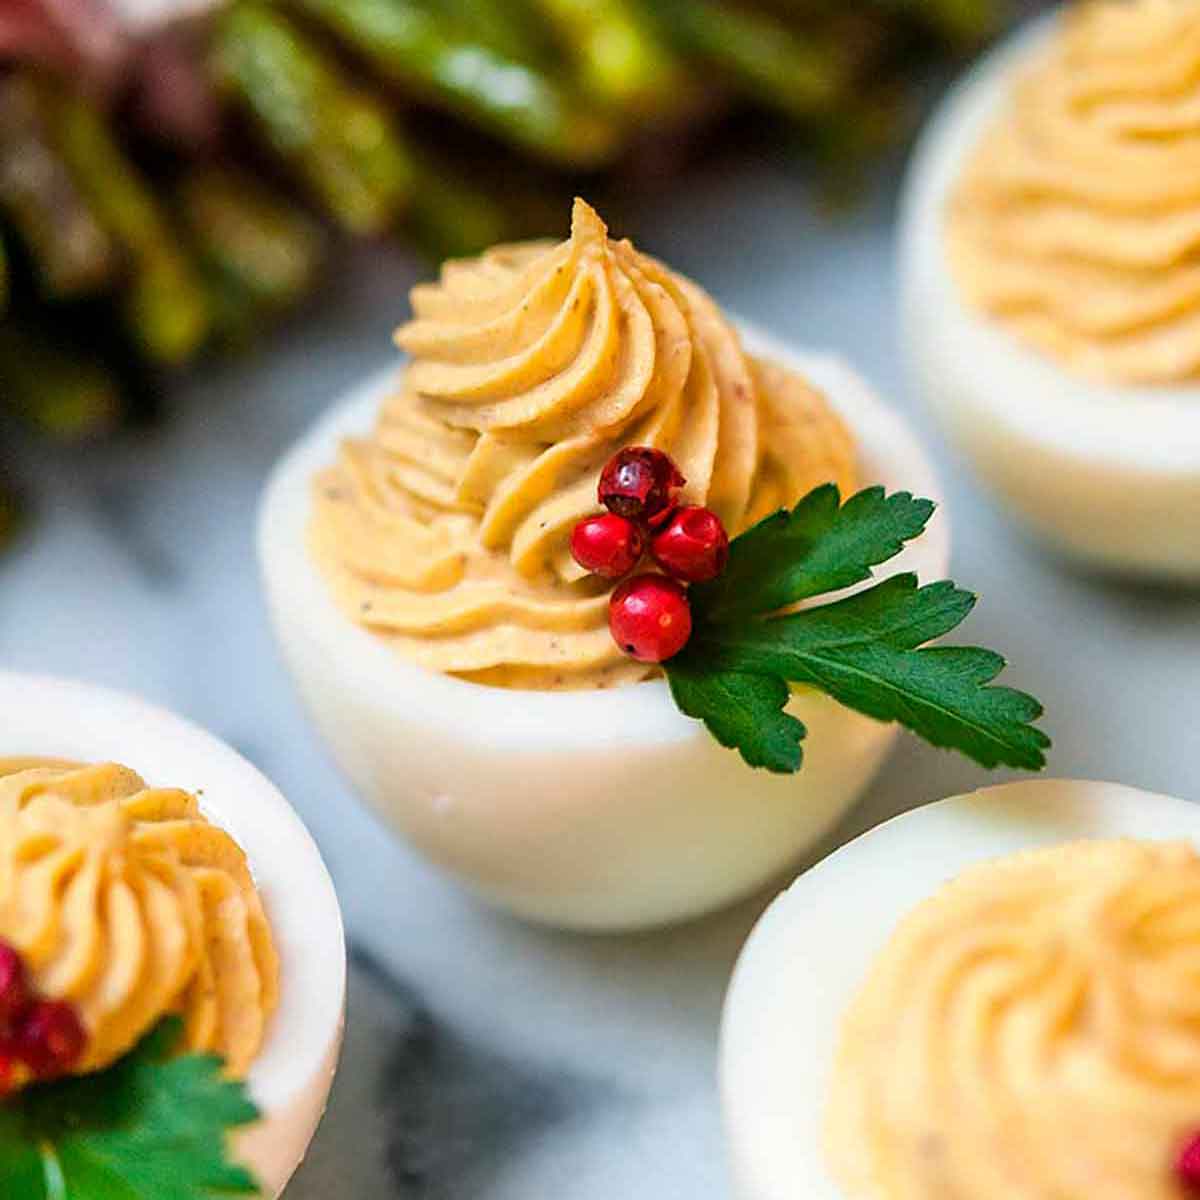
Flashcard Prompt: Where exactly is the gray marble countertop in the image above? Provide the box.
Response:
[2,154,1198,1198]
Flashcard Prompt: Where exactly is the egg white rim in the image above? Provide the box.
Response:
[258,320,949,754]
[0,671,346,1118]
[901,8,1200,472]
[720,778,1200,1198]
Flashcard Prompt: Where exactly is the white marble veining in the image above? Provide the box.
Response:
[2,158,1199,1196]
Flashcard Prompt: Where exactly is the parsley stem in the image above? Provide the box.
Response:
[40,1141,66,1200]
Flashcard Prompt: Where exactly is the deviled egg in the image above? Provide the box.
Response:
[260,199,948,932]
[0,672,345,1197]
[722,778,1200,1199]
[901,0,1200,578]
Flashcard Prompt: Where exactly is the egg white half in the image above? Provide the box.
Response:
[0,672,346,1198]
[258,324,948,932]
[721,778,1200,1199]
[900,11,1200,579]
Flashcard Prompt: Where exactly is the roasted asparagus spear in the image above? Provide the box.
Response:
[35,75,212,366]
[428,0,555,64]
[0,74,118,298]
[529,0,684,115]
[404,155,512,261]
[289,0,621,168]
[650,0,843,121]
[213,3,416,236]
[177,166,326,343]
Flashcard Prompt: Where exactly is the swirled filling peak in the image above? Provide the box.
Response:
[0,761,279,1080]
[310,199,858,689]
[827,839,1200,1199]
[949,0,1200,384]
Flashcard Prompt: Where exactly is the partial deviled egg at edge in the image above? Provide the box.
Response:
[721,779,1200,1200]
[901,4,1200,579]
[0,673,346,1198]
[259,327,948,933]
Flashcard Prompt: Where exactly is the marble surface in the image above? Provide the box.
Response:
[3,150,1199,1197]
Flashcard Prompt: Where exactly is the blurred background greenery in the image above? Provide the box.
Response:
[0,0,1011,546]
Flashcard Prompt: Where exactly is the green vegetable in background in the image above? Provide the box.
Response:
[758,0,995,44]
[428,0,556,64]
[666,486,1050,774]
[873,0,997,41]
[651,0,844,121]
[0,323,124,441]
[0,75,118,300]
[288,0,622,168]
[404,155,512,261]
[530,0,685,114]
[178,166,326,344]
[36,75,212,365]
[214,3,417,236]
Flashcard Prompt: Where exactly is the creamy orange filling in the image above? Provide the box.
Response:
[949,0,1200,384]
[0,761,279,1080]
[827,840,1200,1199]
[310,199,858,689]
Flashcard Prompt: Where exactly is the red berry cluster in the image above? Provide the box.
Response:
[570,447,729,664]
[0,942,86,1092]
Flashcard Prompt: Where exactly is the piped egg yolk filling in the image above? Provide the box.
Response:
[0,761,279,1081]
[310,199,858,690]
[828,840,1200,1199]
[949,0,1200,384]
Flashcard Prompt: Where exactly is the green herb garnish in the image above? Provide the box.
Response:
[665,484,1050,775]
[0,1018,261,1199]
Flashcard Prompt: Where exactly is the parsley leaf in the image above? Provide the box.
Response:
[667,656,806,774]
[687,574,1049,771]
[0,1018,261,1200]
[692,484,935,622]
[664,486,1050,774]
